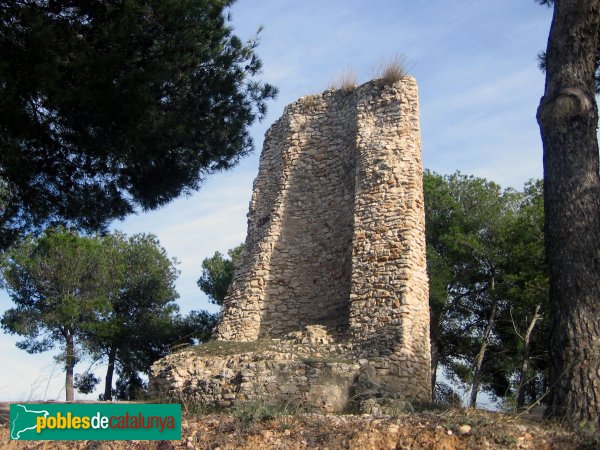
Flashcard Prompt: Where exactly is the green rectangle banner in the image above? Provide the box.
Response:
[9,403,181,440]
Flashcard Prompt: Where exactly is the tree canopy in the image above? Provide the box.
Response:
[84,232,218,400]
[0,0,277,247]
[424,171,549,409]
[1,228,218,400]
[80,231,181,400]
[0,228,119,400]
[197,243,244,306]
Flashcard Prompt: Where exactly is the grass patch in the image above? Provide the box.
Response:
[182,339,276,357]
[374,54,409,85]
[233,401,281,427]
[181,399,226,417]
[301,94,321,108]
[180,339,352,364]
[143,391,226,418]
[233,399,309,430]
[329,69,358,92]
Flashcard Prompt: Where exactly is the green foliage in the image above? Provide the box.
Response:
[74,372,101,395]
[169,309,219,349]
[1,228,217,399]
[82,231,181,399]
[0,177,19,249]
[424,171,549,407]
[81,232,218,400]
[112,372,148,401]
[233,401,280,427]
[232,400,305,428]
[0,228,119,399]
[104,308,217,400]
[433,382,462,407]
[494,184,548,409]
[0,0,277,248]
[197,243,245,305]
[0,228,116,351]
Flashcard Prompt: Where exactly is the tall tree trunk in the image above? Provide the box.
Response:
[517,304,542,410]
[537,0,600,427]
[529,381,538,407]
[430,307,442,398]
[104,346,117,401]
[469,286,498,408]
[65,333,75,402]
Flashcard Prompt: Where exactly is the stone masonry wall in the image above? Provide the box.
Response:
[214,90,357,339]
[211,77,431,401]
[348,79,431,398]
[151,330,362,414]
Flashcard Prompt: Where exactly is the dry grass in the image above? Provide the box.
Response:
[329,69,358,92]
[184,339,275,356]
[374,54,409,85]
[301,93,321,108]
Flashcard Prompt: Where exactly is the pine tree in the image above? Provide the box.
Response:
[0,0,277,247]
[536,0,600,426]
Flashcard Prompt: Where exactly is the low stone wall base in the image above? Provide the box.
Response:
[150,326,429,413]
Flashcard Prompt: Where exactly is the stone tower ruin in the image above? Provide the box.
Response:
[151,77,432,409]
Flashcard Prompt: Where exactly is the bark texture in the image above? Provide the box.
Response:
[430,307,441,397]
[537,0,600,427]
[104,346,117,401]
[517,304,542,410]
[468,295,497,408]
[65,333,74,402]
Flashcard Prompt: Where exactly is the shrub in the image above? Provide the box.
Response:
[301,94,321,108]
[233,399,308,429]
[375,54,409,84]
[329,69,358,92]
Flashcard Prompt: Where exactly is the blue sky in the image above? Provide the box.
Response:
[0,0,553,402]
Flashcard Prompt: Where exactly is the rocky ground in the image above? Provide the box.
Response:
[1,404,598,449]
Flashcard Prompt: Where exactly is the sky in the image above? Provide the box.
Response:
[0,0,553,403]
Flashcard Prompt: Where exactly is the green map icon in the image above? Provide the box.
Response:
[9,402,181,440]
[10,404,49,440]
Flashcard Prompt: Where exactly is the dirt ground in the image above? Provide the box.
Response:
[0,403,597,449]
[0,403,8,425]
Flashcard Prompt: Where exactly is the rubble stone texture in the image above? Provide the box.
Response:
[151,77,432,408]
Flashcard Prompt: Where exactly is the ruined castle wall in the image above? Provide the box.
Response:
[259,93,357,336]
[214,79,431,401]
[214,90,358,340]
[349,78,431,398]
[158,77,435,406]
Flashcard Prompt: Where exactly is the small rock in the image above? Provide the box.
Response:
[447,429,453,435]
[458,424,472,435]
